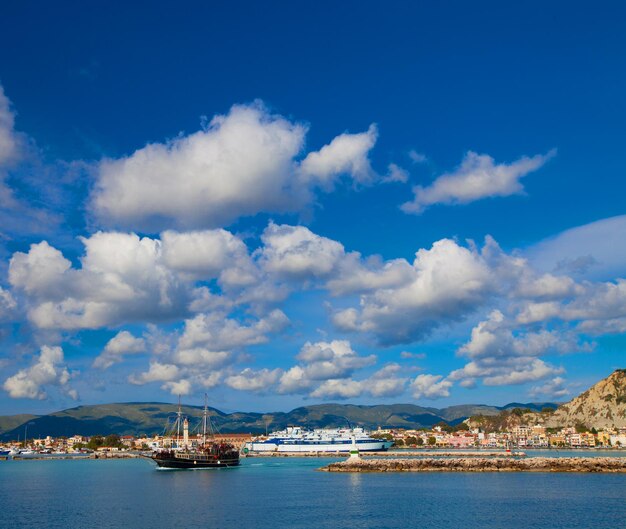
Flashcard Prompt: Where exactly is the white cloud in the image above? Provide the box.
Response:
[333,238,496,345]
[382,163,409,183]
[129,361,180,385]
[411,374,452,399]
[93,102,307,230]
[161,229,256,287]
[93,330,146,369]
[161,379,192,396]
[326,254,414,296]
[408,150,427,164]
[258,223,345,279]
[481,359,564,386]
[299,124,378,186]
[3,345,76,400]
[176,309,289,354]
[8,241,72,298]
[401,149,555,214]
[529,376,569,399]
[9,233,189,330]
[225,368,283,392]
[309,378,365,399]
[126,308,288,395]
[459,310,584,360]
[367,364,407,397]
[448,309,581,390]
[0,287,17,320]
[278,340,376,394]
[516,279,626,334]
[93,103,382,231]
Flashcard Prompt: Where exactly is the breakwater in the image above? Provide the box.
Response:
[320,456,626,473]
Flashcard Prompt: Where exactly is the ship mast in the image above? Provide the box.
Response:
[176,395,182,449]
[202,393,208,446]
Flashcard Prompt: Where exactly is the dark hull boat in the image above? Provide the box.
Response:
[149,396,240,469]
[151,446,240,469]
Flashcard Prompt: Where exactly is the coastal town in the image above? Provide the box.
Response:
[2,424,626,458]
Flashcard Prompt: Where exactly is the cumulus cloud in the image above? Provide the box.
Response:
[93,330,146,369]
[161,379,192,396]
[516,279,626,334]
[3,345,76,400]
[258,223,345,280]
[299,124,378,186]
[529,376,569,399]
[225,368,283,392]
[401,149,555,214]
[459,310,585,360]
[367,364,408,397]
[126,308,288,395]
[174,309,288,367]
[9,233,189,330]
[448,310,576,389]
[304,365,407,399]
[93,102,306,230]
[309,378,365,399]
[161,229,256,287]
[332,238,497,345]
[278,340,376,394]
[411,374,452,399]
[92,102,381,231]
[129,361,180,385]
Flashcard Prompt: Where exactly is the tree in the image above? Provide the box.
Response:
[405,436,417,446]
[427,436,436,446]
[87,436,104,450]
[104,434,124,448]
[435,422,453,433]
[416,437,424,446]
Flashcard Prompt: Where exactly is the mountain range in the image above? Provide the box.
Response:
[0,401,557,441]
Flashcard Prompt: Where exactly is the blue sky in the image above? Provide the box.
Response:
[0,1,625,414]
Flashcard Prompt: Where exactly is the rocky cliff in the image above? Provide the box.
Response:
[545,369,626,429]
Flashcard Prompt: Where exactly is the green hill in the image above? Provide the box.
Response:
[0,414,39,435]
[0,400,557,440]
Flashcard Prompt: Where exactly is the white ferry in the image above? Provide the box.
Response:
[244,426,393,453]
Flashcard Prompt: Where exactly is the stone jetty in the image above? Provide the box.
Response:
[320,457,626,473]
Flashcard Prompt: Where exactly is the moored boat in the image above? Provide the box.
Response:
[149,397,240,469]
[244,426,393,453]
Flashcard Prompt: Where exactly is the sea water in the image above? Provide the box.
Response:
[1,454,625,529]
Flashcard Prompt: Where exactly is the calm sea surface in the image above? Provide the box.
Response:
[1,453,625,529]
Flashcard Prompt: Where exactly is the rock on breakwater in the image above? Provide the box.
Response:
[320,457,626,473]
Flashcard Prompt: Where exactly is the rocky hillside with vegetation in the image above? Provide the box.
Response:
[545,369,626,429]
[468,369,626,432]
